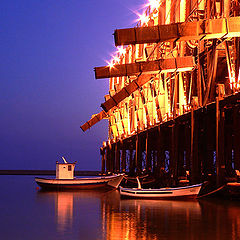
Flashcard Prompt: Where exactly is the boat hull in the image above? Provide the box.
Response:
[35,174,124,190]
[120,184,202,199]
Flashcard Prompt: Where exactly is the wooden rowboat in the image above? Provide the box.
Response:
[35,174,124,190]
[119,183,202,199]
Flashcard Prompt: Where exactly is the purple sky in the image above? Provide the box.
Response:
[0,0,146,170]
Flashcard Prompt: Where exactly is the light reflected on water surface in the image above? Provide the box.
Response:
[1,176,240,240]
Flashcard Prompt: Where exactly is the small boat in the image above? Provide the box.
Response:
[120,178,202,199]
[35,157,124,190]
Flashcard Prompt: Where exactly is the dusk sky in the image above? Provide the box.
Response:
[1,0,146,170]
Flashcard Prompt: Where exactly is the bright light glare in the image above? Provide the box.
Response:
[107,60,114,68]
[146,0,161,11]
[113,56,120,64]
[137,12,149,25]
[117,46,126,55]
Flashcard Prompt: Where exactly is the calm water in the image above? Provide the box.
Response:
[1,176,240,240]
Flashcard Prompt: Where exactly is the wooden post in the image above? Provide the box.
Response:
[129,148,135,175]
[136,134,142,174]
[115,142,120,173]
[233,106,240,170]
[121,143,126,172]
[106,144,110,173]
[225,108,233,178]
[185,122,191,173]
[198,110,208,180]
[157,126,165,175]
[190,108,201,184]
[171,123,179,185]
[206,111,215,177]
[216,97,225,186]
[146,132,152,173]
[178,124,185,177]
[100,147,106,174]
[110,143,115,173]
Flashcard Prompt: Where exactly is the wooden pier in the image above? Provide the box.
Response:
[100,92,240,186]
[81,0,240,190]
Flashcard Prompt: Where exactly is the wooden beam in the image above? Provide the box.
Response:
[80,110,107,132]
[114,17,240,46]
[101,74,151,112]
[100,58,195,113]
[95,57,195,79]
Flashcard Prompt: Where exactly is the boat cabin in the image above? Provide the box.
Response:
[56,161,76,180]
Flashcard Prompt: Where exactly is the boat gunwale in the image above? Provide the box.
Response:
[35,174,124,182]
[120,183,202,192]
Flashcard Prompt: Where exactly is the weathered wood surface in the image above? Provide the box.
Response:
[95,57,195,79]
[114,17,240,46]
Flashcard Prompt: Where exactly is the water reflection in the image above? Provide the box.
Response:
[199,199,240,240]
[36,190,240,240]
[36,189,119,237]
[55,192,73,232]
[103,199,201,240]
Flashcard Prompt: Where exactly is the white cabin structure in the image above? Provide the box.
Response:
[56,161,76,180]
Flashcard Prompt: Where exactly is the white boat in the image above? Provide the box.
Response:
[120,183,202,199]
[35,174,124,190]
[35,157,124,190]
